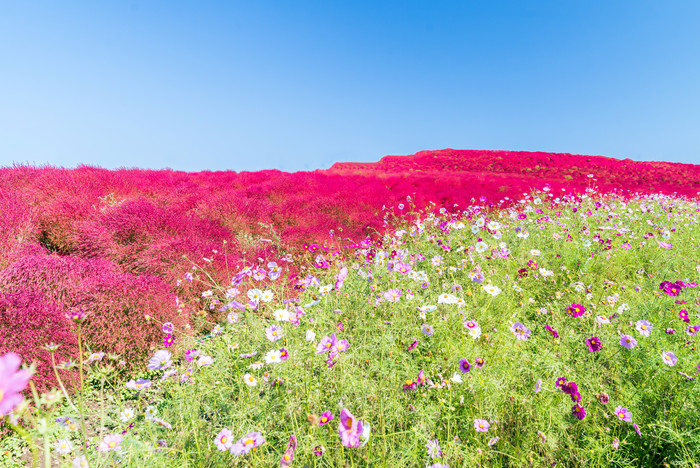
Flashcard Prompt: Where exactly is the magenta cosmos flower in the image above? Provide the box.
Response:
[338,408,364,448]
[572,404,586,420]
[318,411,334,426]
[459,358,471,373]
[474,419,490,432]
[614,406,632,422]
[0,353,32,417]
[586,336,602,353]
[679,310,690,323]
[567,303,585,318]
[620,334,637,349]
[661,351,678,366]
[545,324,559,338]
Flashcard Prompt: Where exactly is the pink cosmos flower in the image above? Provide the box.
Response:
[280,434,297,467]
[230,432,265,456]
[636,320,652,337]
[620,334,637,349]
[98,434,123,452]
[0,353,32,417]
[661,351,678,366]
[215,428,233,451]
[338,408,364,447]
[474,419,490,432]
[318,411,334,426]
[614,406,632,422]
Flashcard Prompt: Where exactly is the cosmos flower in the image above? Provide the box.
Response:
[545,324,559,338]
[615,406,632,422]
[426,439,442,459]
[636,320,652,337]
[510,322,531,341]
[147,350,172,371]
[338,408,364,448]
[586,336,602,353]
[567,303,585,318]
[661,351,678,366]
[98,434,123,452]
[474,419,490,432]
[0,353,31,417]
[280,434,297,467]
[572,404,586,420]
[231,432,265,456]
[215,428,234,451]
[266,325,283,342]
[620,334,637,349]
[421,324,435,337]
[463,320,482,339]
[459,358,471,373]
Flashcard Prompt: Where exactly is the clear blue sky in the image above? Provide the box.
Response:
[1,1,699,171]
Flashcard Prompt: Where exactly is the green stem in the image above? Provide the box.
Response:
[8,422,39,468]
[49,351,78,412]
[76,326,91,468]
[43,430,50,468]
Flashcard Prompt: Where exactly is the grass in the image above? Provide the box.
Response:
[3,187,700,467]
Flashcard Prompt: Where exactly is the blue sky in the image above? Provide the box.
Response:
[1,1,699,171]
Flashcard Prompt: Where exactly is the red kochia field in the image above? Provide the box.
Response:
[1,149,698,389]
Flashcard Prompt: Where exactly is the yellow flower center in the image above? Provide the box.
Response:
[321,416,327,423]
[642,326,647,330]
[326,343,331,348]
[108,441,116,448]
[479,424,484,428]
[618,412,624,418]
[405,380,413,385]
[284,454,290,461]
[272,331,277,336]
[221,436,227,444]
[244,438,254,446]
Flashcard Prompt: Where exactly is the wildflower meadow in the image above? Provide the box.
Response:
[1,156,700,467]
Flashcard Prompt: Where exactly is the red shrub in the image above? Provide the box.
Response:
[0,290,78,392]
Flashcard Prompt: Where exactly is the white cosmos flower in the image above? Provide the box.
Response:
[305,330,316,342]
[243,373,257,387]
[247,289,262,301]
[120,407,135,423]
[144,405,157,420]
[451,372,463,383]
[260,290,274,303]
[481,284,502,296]
[274,309,291,321]
[437,293,459,304]
[264,349,282,364]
